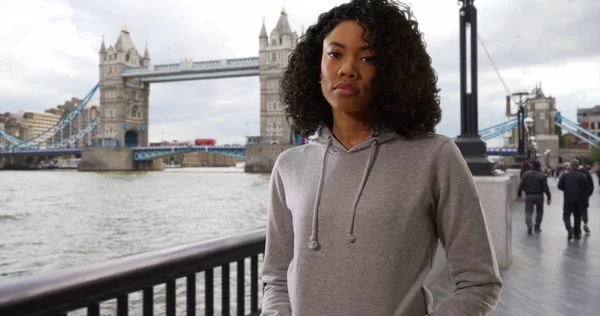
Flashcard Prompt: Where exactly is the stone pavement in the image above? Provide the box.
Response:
[429,176,600,316]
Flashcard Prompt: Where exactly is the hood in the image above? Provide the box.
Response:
[310,125,402,153]
[306,125,402,251]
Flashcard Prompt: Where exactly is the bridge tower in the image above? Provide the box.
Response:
[259,8,299,144]
[525,84,557,136]
[526,84,559,166]
[507,83,559,166]
[98,26,150,147]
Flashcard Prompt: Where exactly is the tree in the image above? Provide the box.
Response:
[555,124,565,148]
[590,146,600,164]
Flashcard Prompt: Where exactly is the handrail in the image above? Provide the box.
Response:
[0,228,266,316]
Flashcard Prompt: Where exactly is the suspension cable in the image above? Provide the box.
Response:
[477,33,511,96]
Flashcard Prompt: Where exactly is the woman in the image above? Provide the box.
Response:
[261,1,503,315]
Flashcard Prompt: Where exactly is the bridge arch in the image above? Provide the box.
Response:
[125,130,139,147]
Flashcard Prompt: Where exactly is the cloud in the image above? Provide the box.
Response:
[1,0,598,146]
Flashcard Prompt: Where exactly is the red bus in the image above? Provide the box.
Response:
[194,139,216,146]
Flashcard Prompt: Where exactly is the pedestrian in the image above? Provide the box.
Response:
[576,160,594,233]
[558,159,593,240]
[520,160,531,179]
[517,160,551,235]
[260,1,502,315]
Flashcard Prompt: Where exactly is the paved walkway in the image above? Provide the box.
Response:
[430,177,600,316]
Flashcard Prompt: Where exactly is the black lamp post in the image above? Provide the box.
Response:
[454,0,494,176]
[525,117,535,160]
[511,92,529,163]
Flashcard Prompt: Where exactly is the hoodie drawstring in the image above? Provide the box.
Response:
[308,136,332,250]
[308,137,379,250]
[347,139,378,243]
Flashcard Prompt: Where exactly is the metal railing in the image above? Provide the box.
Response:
[0,229,265,316]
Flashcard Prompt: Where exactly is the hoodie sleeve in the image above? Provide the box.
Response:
[260,159,293,316]
[430,139,503,316]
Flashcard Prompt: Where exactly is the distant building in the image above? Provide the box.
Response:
[507,84,558,146]
[4,115,29,141]
[525,86,558,136]
[576,105,600,149]
[1,96,101,147]
[0,113,8,142]
[98,25,150,147]
[21,111,61,140]
[562,133,586,149]
[43,98,101,146]
[0,112,10,124]
[259,9,300,145]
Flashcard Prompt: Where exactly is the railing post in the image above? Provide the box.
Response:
[237,259,245,316]
[143,287,153,316]
[222,264,230,316]
[186,275,196,316]
[205,268,214,316]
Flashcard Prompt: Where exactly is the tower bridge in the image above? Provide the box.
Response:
[0,8,596,171]
[96,10,299,151]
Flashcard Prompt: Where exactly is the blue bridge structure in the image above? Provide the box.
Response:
[1,84,101,152]
[1,90,598,160]
[1,11,598,165]
[1,82,598,161]
[0,81,529,159]
[0,142,520,159]
[0,145,246,160]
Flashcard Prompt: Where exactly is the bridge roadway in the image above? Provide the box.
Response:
[0,145,246,160]
[429,179,600,316]
[120,57,260,83]
[0,145,519,159]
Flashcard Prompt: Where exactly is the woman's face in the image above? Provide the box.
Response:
[320,20,376,115]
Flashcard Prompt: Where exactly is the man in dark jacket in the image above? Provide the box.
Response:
[518,160,551,235]
[576,162,594,233]
[558,159,593,240]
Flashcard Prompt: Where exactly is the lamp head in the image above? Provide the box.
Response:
[524,117,534,128]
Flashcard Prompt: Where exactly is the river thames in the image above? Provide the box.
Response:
[0,168,271,281]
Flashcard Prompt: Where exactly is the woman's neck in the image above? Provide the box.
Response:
[331,111,371,150]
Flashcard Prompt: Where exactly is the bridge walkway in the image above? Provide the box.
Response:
[429,178,600,316]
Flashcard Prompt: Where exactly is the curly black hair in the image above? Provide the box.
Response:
[280,0,442,138]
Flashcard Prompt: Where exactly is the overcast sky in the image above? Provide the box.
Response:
[1,0,599,145]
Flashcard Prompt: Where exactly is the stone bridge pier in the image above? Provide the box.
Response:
[79,147,163,171]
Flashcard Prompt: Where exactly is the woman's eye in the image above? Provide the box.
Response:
[327,52,342,58]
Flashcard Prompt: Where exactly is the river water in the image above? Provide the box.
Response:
[0,168,271,314]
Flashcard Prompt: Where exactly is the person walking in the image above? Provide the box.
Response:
[576,161,594,233]
[517,160,551,235]
[558,159,593,240]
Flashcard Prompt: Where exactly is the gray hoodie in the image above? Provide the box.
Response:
[261,126,502,316]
